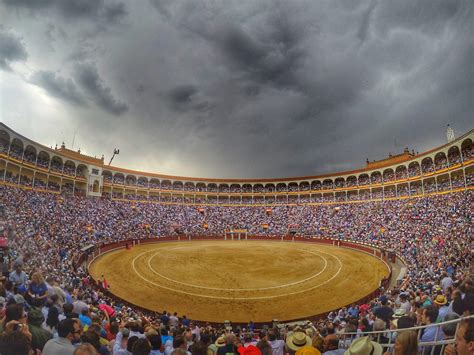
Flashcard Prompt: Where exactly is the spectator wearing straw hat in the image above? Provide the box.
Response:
[343,336,382,355]
[286,331,313,354]
[433,294,449,322]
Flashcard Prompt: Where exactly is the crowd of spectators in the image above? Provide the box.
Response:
[0,185,472,354]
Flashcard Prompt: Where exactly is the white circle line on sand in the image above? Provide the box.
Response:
[145,246,328,291]
[131,246,343,300]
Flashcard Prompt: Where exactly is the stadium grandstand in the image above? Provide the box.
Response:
[0,122,472,355]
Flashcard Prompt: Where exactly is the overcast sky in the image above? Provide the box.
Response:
[0,0,472,178]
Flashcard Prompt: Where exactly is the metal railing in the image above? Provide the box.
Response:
[337,315,472,354]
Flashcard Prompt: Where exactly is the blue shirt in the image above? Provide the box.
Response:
[421,324,444,353]
[30,282,47,297]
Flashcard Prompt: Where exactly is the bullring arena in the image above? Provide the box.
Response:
[89,239,390,323]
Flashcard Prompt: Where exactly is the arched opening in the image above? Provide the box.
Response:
[0,130,10,153]
[64,160,76,176]
[311,180,321,190]
[395,165,408,180]
[138,177,148,187]
[242,184,252,193]
[288,182,298,192]
[149,178,160,189]
[9,138,24,159]
[421,157,434,174]
[173,181,184,190]
[334,178,345,188]
[358,174,369,186]
[265,183,275,192]
[207,183,218,193]
[370,171,382,184]
[76,164,88,178]
[125,175,137,186]
[322,179,333,190]
[276,183,287,192]
[346,176,357,187]
[185,182,196,191]
[447,146,461,166]
[113,173,125,184]
[299,181,310,191]
[230,184,241,193]
[37,151,50,169]
[461,139,473,161]
[23,145,37,164]
[218,184,229,193]
[50,156,63,173]
[102,170,113,183]
[434,152,448,170]
[253,184,264,193]
[408,161,421,177]
[383,169,394,182]
[161,180,172,190]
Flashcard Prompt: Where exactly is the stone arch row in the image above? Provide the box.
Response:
[1,128,472,192]
[0,158,88,194]
[0,130,88,177]
[101,139,473,192]
[102,169,472,203]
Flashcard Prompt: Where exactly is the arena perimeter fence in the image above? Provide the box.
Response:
[80,235,397,326]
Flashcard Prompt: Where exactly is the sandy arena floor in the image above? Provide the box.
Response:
[89,241,389,323]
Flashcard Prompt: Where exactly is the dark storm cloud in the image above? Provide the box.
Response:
[29,70,87,106]
[0,27,28,71]
[74,63,128,115]
[2,0,127,23]
[1,0,473,178]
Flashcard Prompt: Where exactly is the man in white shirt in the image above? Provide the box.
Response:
[169,312,179,328]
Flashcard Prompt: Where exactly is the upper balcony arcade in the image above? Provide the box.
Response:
[0,122,473,199]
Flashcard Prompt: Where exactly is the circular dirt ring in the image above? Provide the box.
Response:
[89,240,390,323]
